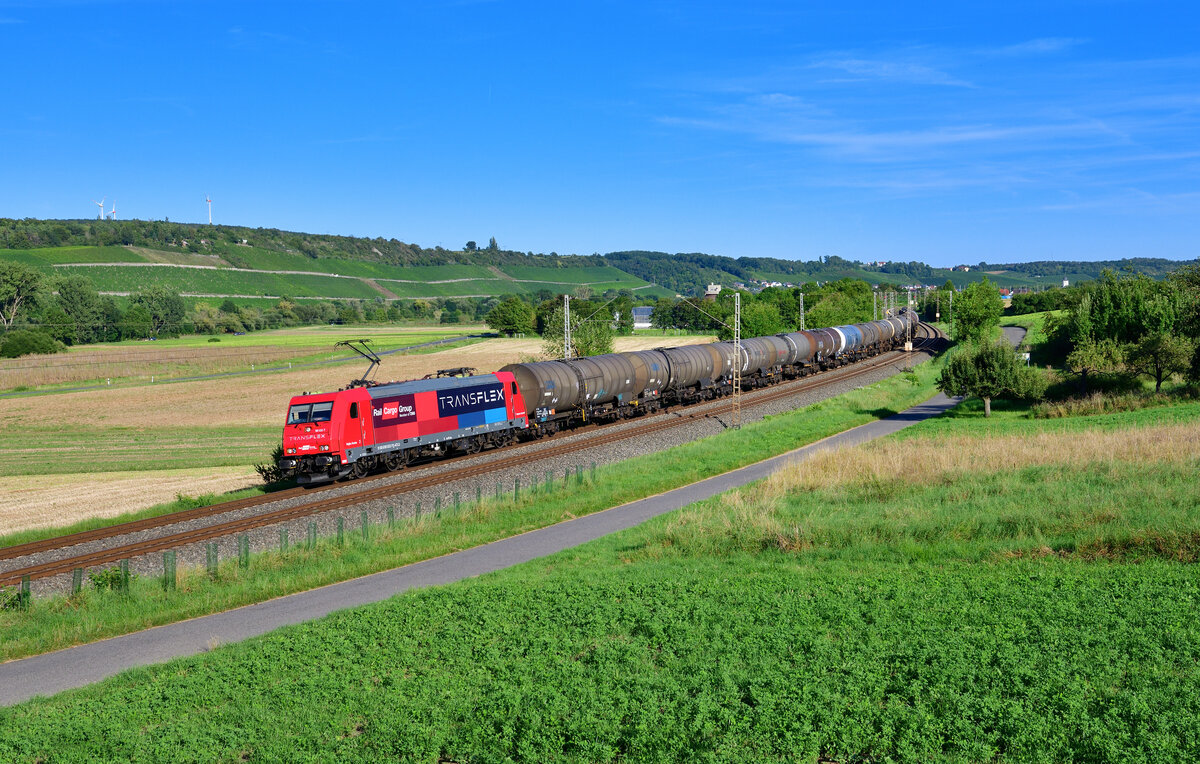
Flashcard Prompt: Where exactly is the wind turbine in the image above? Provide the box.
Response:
[93,197,105,220]
[109,201,117,220]
[206,195,212,225]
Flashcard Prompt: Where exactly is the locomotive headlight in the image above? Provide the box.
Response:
[320,445,329,451]
[286,448,297,454]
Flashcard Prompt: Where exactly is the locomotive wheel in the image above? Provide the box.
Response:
[350,460,370,479]
[384,451,407,471]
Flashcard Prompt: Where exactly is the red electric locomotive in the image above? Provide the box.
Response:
[278,371,528,485]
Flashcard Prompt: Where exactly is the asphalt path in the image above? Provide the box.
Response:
[0,369,977,706]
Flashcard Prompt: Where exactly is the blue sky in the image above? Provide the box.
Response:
[2,1,1198,267]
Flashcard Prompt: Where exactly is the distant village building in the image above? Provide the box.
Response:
[1063,279,1070,288]
[631,306,653,329]
[703,283,722,301]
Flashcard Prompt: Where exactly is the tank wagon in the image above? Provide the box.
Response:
[502,309,918,432]
[278,309,918,482]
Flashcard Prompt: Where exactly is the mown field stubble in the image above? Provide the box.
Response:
[2,397,1198,761]
[0,325,483,390]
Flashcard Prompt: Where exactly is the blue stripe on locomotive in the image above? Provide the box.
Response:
[456,406,509,428]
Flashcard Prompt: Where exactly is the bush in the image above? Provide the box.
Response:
[0,329,66,358]
[1033,388,1197,418]
[88,566,129,591]
[0,586,22,611]
[255,445,292,487]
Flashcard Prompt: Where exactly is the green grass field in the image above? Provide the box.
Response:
[52,265,382,299]
[0,426,277,478]
[0,246,143,268]
[497,264,645,284]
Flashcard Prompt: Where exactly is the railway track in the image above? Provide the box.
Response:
[0,324,944,587]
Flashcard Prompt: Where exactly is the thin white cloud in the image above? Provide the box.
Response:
[809,58,974,87]
[994,38,1084,56]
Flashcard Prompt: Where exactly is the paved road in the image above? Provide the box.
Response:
[0,382,967,707]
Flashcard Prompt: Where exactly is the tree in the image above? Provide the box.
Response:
[129,286,186,337]
[0,261,44,330]
[488,236,498,251]
[937,340,1046,417]
[1065,337,1124,394]
[0,328,65,358]
[541,304,613,358]
[611,294,634,336]
[650,298,676,331]
[952,277,1002,343]
[716,300,784,340]
[122,304,153,340]
[39,305,74,344]
[485,296,535,336]
[1129,332,1193,392]
[464,241,477,251]
[53,275,105,344]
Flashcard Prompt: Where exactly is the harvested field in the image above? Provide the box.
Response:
[0,466,259,534]
[0,336,716,431]
[0,345,314,390]
[0,326,483,390]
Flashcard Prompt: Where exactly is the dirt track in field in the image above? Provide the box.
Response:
[1,336,714,533]
[0,467,260,534]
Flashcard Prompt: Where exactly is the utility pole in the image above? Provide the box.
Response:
[732,292,742,429]
[562,294,572,360]
[948,289,954,340]
[873,291,877,321]
[798,292,805,330]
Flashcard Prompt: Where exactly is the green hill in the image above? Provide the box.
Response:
[1,218,1193,300]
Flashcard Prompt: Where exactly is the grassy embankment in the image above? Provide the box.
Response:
[0,354,945,662]
[4,385,1199,761]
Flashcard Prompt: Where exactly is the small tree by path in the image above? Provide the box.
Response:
[937,340,1046,417]
[952,277,1003,344]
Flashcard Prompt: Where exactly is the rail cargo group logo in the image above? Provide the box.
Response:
[371,394,417,427]
[436,383,504,418]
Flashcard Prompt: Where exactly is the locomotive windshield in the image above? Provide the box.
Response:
[288,401,334,424]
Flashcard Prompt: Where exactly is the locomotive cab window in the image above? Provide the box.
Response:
[349,402,359,419]
[510,381,518,396]
[311,402,333,422]
[287,404,311,424]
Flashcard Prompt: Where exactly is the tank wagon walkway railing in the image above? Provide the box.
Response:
[0,388,964,708]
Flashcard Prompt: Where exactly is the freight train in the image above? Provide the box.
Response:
[277,310,918,485]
